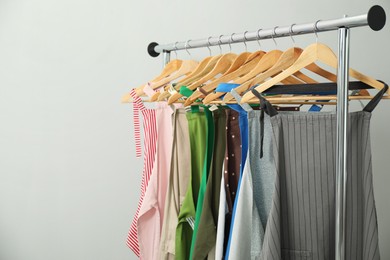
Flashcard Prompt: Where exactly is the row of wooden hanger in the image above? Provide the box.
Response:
[122,35,388,106]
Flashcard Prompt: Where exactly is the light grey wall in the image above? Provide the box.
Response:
[0,0,389,259]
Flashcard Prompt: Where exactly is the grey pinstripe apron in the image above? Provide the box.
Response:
[251,85,387,260]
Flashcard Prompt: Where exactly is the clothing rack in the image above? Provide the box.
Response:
[146,5,386,260]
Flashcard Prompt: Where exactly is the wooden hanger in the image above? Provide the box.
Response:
[245,51,265,63]
[178,52,250,103]
[234,50,284,83]
[121,59,182,103]
[174,56,221,86]
[164,37,227,98]
[186,52,253,99]
[156,55,224,103]
[152,56,217,102]
[205,48,313,104]
[241,43,386,103]
[167,53,238,105]
[224,46,337,102]
[207,46,337,104]
[201,50,284,104]
[182,51,266,106]
[149,57,206,102]
[147,59,199,91]
[224,52,252,74]
[223,47,306,102]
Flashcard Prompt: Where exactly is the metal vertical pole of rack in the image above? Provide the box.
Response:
[335,26,350,260]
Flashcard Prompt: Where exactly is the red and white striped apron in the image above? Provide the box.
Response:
[126,88,157,257]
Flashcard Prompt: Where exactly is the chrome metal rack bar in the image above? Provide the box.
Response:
[147,5,385,57]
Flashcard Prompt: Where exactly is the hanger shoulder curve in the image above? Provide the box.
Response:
[154,56,215,101]
[242,43,386,103]
[241,44,328,102]
[222,47,302,103]
[165,55,224,104]
[235,49,283,84]
[121,59,183,102]
[186,53,238,90]
[149,59,199,90]
[193,51,266,104]
[168,53,237,105]
[174,56,215,87]
[224,52,251,74]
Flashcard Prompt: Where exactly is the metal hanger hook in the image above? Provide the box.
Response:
[243,31,249,52]
[256,29,262,48]
[289,24,296,45]
[272,26,278,46]
[173,41,179,59]
[207,36,212,56]
[313,20,321,43]
[228,34,232,53]
[184,39,192,58]
[218,35,223,54]
[230,32,236,52]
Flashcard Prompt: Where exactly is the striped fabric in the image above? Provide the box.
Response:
[132,94,142,158]
[260,111,380,260]
[126,89,157,257]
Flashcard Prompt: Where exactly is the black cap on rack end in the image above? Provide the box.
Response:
[147,42,160,57]
[367,5,386,31]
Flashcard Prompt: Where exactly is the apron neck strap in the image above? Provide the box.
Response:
[129,89,145,158]
[363,81,388,113]
[230,89,253,112]
[251,88,278,117]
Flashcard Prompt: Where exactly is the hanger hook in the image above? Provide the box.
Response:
[313,20,321,43]
[271,26,278,46]
[243,31,249,52]
[230,32,236,51]
[289,24,296,45]
[228,34,232,53]
[184,39,192,58]
[173,41,179,59]
[218,35,223,54]
[256,29,262,48]
[207,36,212,56]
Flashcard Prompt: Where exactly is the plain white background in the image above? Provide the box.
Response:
[0,0,389,259]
